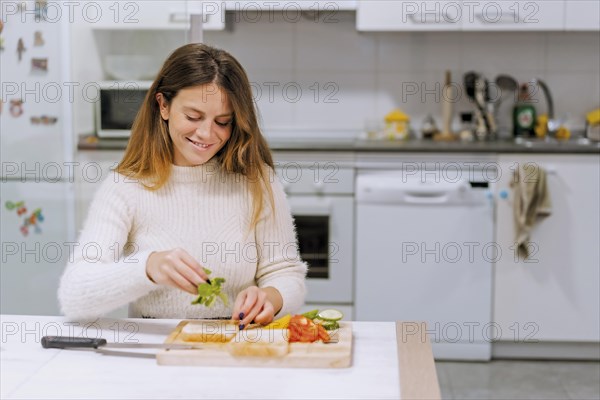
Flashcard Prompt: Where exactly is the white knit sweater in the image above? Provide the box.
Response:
[58,159,307,320]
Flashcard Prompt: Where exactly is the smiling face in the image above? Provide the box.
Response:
[157,83,233,166]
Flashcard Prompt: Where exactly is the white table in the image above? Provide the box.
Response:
[1,315,439,399]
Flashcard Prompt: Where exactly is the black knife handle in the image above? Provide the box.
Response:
[41,336,107,349]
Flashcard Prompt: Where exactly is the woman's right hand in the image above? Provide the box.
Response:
[146,248,210,295]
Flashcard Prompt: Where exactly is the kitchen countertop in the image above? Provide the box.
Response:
[0,315,440,400]
[78,134,600,154]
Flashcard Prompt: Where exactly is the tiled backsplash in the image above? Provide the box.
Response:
[72,12,600,140]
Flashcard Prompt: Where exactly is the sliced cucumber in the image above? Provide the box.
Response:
[321,320,339,331]
[317,309,343,322]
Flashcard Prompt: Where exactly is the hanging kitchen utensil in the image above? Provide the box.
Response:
[472,73,495,138]
[481,77,497,137]
[493,74,519,138]
[496,75,519,95]
[495,74,518,111]
[464,71,477,100]
[464,71,489,139]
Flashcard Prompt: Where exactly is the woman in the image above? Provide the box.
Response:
[58,44,307,328]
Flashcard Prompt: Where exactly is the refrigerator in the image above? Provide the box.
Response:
[1,1,75,315]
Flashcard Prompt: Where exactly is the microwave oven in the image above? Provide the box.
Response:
[95,81,152,138]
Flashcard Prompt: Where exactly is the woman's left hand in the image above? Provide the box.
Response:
[232,286,282,328]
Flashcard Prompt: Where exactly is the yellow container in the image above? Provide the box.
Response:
[384,109,410,140]
[586,109,600,126]
[535,114,548,138]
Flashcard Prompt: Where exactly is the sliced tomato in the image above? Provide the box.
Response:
[288,315,330,343]
[317,324,330,342]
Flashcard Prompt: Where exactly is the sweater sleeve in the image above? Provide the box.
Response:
[254,171,307,316]
[58,176,157,321]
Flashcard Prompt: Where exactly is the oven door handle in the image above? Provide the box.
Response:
[290,203,331,216]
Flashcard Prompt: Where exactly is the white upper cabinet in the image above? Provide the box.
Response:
[224,1,357,11]
[357,0,463,31]
[358,1,569,31]
[90,1,225,30]
[187,1,226,30]
[461,0,564,31]
[565,0,600,31]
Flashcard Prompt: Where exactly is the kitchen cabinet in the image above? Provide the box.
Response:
[89,1,225,30]
[358,1,565,31]
[494,154,600,343]
[357,0,462,31]
[565,1,600,31]
[224,1,357,11]
[461,1,564,31]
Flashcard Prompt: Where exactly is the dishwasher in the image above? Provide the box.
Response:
[355,168,494,360]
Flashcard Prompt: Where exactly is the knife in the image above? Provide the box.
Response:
[41,336,203,350]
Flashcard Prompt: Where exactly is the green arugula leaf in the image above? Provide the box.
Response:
[191,269,227,308]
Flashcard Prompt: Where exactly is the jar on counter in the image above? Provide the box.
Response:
[420,114,439,140]
[384,109,410,140]
[458,112,475,142]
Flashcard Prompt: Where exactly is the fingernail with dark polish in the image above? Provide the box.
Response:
[206,278,212,285]
[239,324,245,330]
[239,312,244,320]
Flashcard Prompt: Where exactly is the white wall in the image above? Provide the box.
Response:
[71,12,600,140]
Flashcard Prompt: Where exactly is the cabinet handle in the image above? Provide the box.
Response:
[475,11,519,24]
[169,12,189,23]
[408,13,457,25]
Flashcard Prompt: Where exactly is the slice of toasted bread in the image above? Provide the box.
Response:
[180,320,238,343]
[228,328,290,357]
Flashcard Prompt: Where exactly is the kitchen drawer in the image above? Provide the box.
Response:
[275,165,354,195]
[224,1,357,11]
[565,1,600,31]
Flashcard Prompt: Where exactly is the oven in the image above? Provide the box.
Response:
[274,157,355,318]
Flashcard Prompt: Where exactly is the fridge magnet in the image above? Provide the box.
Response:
[31,58,48,72]
[5,200,27,215]
[10,100,23,117]
[21,208,44,236]
[34,31,44,46]
[18,1,48,19]
[35,0,48,20]
[30,115,58,125]
[0,20,4,51]
[17,38,25,61]
[5,201,44,236]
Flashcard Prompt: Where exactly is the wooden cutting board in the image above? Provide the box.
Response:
[156,320,352,368]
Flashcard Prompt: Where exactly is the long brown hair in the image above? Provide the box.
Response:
[117,43,275,229]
